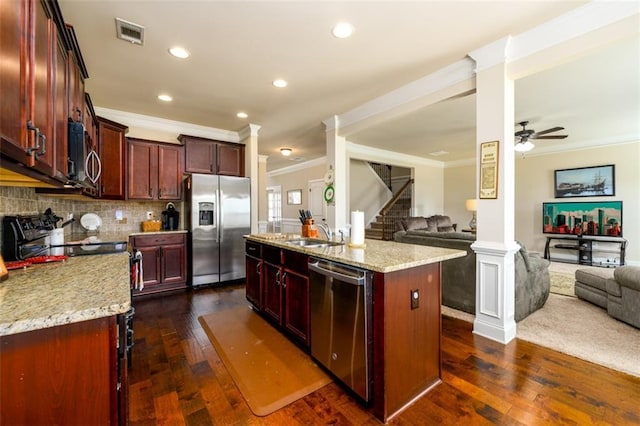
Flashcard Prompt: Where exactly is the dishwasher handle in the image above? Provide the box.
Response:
[309,259,366,286]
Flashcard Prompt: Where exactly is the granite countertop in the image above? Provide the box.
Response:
[0,252,131,337]
[245,235,466,273]
[128,229,188,237]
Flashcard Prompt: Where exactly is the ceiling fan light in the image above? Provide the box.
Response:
[514,140,535,152]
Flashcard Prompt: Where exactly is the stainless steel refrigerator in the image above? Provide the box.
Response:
[186,173,250,286]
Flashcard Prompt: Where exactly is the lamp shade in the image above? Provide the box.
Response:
[465,199,477,212]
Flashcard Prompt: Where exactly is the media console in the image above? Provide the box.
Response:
[544,234,627,268]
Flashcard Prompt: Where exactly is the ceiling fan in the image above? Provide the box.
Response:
[514,121,568,152]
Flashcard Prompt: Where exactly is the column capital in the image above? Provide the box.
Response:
[238,123,261,140]
[468,36,513,73]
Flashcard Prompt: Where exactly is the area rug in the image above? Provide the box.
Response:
[199,306,331,416]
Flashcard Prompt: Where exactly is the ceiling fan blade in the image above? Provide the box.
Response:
[533,126,564,136]
[532,135,568,139]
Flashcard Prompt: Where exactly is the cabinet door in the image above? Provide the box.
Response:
[217,143,245,177]
[137,246,161,287]
[246,255,262,308]
[161,243,187,284]
[98,117,128,199]
[158,144,184,200]
[262,261,282,323]
[184,139,216,174]
[52,33,68,181]
[27,0,55,176]
[128,139,157,200]
[0,0,29,159]
[283,269,310,345]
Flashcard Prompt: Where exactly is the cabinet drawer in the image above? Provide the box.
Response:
[283,249,308,275]
[132,233,185,247]
[262,245,282,265]
[246,241,262,257]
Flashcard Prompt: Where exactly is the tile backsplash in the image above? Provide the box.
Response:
[0,186,183,251]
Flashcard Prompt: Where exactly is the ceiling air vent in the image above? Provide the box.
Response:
[115,17,145,45]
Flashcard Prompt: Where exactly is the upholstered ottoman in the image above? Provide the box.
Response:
[575,268,615,308]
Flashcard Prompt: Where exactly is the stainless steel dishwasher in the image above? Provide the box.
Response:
[309,257,373,402]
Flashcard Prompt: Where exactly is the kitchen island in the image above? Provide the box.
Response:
[0,252,131,425]
[244,235,466,422]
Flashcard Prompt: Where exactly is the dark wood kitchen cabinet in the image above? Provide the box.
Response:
[127,138,184,201]
[0,316,125,425]
[179,134,245,177]
[0,0,65,178]
[246,242,310,347]
[245,241,262,308]
[97,116,128,199]
[130,233,187,296]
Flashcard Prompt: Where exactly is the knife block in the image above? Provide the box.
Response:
[301,219,318,238]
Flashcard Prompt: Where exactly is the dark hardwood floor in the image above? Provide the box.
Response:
[129,284,640,425]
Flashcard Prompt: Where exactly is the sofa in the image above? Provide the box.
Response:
[575,266,640,328]
[396,215,457,233]
[394,229,551,321]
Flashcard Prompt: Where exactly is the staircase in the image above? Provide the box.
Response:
[365,178,413,241]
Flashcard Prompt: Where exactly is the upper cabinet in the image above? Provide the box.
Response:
[127,138,184,201]
[0,0,88,184]
[1,0,60,177]
[179,134,245,177]
[97,116,128,199]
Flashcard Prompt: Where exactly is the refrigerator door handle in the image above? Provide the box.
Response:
[218,188,224,242]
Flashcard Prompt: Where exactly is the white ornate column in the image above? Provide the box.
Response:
[322,115,348,233]
[239,124,261,234]
[468,38,518,343]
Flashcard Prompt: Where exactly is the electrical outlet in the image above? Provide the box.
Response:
[411,289,419,309]
[115,210,123,220]
[146,211,153,220]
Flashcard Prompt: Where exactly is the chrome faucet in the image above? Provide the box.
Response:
[317,222,333,241]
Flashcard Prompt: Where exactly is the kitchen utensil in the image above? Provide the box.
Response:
[44,208,62,228]
[80,213,102,231]
[60,218,75,228]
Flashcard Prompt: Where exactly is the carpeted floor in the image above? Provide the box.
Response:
[441,264,640,378]
[199,306,331,416]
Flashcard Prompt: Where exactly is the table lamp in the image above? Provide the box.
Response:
[465,199,477,230]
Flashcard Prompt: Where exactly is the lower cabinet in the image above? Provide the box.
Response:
[0,316,125,425]
[130,233,187,296]
[245,241,310,347]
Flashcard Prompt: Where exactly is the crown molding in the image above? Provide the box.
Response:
[347,141,444,169]
[94,107,240,143]
[267,156,327,177]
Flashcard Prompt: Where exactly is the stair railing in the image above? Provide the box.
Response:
[378,178,414,240]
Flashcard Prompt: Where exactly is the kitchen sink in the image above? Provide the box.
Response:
[285,238,344,248]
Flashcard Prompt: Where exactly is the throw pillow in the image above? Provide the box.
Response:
[402,217,428,231]
[425,216,438,232]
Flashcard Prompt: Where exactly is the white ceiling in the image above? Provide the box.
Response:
[57,1,638,171]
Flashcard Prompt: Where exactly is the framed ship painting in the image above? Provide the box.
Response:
[554,164,615,198]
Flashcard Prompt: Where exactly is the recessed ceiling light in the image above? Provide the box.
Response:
[280,148,292,156]
[273,79,288,88]
[332,22,354,38]
[157,94,173,102]
[168,46,190,59]
[429,150,449,157]
[236,112,248,119]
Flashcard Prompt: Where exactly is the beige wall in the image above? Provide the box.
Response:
[444,142,639,264]
[267,163,326,220]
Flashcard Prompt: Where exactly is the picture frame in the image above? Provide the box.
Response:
[287,189,302,205]
[554,164,615,198]
[542,200,622,237]
[479,141,499,199]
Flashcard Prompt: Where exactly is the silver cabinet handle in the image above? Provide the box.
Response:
[35,131,46,158]
[282,271,287,288]
[26,121,41,156]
